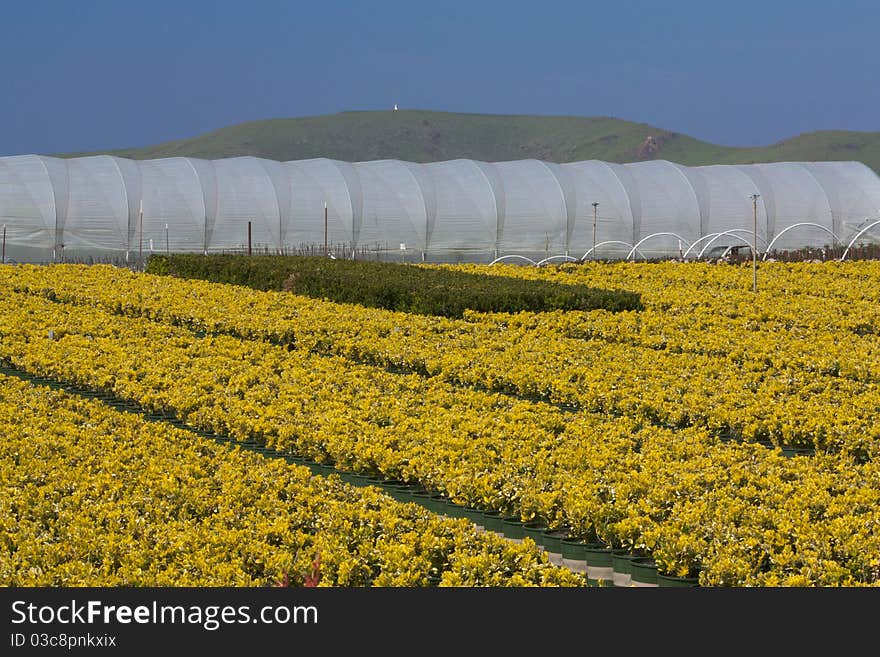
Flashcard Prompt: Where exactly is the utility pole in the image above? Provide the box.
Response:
[592,202,599,261]
[247,221,252,256]
[165,223,169,255]
[1,224,5,264]
[323,201,328,256]
[750,194,760,293]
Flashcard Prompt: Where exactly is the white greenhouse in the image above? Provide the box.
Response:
[0,155,878,264]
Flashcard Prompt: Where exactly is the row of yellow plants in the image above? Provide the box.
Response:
[450,260,880,334]
[0,373,580,587]
[463,260,880,309]
[450,261,880,382]
[1,290,878,584]
[461,304,877,383]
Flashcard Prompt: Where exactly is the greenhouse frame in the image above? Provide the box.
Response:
[0,154,878,264]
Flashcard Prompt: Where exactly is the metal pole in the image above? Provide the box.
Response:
[165,223,169,255]
[751,194,760,293]
[324,201,328,256]
[247,221,252,256]
[592,202,599,261]
[138,199,144,271]
[2,224,5,264]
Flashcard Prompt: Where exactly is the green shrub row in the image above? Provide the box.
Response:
[145,254,642,317]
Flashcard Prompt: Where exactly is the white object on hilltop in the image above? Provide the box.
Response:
[393,104,398,111]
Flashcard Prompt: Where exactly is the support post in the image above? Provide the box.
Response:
[138,199,144,271]
[751,194,760,293]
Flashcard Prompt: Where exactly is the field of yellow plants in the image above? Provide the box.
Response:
[1,261,879,586]
[0,372,580,587]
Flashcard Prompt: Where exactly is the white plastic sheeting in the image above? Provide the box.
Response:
[738,162,834,252]
[565,161,634,259]
[0,155,58,262]
[495,160,568,256]
[691,165,766,245]
[423,159,497,257]
[624,160,703,258]
[64,156,133,258]
[1,154,879,264]
[139,158,208,255]
[284,158,356,249]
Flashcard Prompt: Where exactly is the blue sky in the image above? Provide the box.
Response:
[1,0,877,155]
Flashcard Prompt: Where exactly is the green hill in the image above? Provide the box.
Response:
[57,110,880,174]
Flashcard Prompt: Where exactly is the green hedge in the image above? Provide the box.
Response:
[146,254,643,317]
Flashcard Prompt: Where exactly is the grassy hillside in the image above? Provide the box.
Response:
[57,110,880,174]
